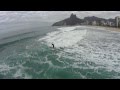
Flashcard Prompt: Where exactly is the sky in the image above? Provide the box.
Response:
[0,11,120,23]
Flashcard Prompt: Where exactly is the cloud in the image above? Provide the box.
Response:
[0,11,120,23]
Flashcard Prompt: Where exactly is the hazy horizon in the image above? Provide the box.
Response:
[0,11,120,24]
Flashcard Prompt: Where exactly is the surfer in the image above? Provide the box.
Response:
[52,43,55,48]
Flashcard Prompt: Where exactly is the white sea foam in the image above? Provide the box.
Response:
[0,64,14,72]
[13,69,23,78]
[39,26,87,48]
[62,27,120,73]
[13,69,32,79]
[38,26,120,78]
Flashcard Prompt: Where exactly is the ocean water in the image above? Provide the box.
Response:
[0,24,120,79]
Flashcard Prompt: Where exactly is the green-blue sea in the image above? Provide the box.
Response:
[0,22,120,79]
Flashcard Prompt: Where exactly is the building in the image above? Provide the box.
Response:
[86,20,89,25]
[111,22,115,27]
[92,21,97,25]
[100,20,106,26]
[107,21,112,26]
[115,16,120,27]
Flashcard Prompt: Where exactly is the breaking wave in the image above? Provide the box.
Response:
[39,26,87,48]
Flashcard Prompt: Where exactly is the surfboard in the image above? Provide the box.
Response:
[51,47,64,51]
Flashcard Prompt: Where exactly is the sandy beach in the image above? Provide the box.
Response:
[84,25,120,32]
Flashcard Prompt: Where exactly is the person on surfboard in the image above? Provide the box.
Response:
[51,43,63,50]
[52,43,54,48]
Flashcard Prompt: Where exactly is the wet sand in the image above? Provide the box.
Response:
[85,25,120,32]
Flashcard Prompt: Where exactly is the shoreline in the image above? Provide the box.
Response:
[53,25,120,32]
[84,25,120,32]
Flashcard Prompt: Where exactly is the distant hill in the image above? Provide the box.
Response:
[52,13,116,26]
[52,13,84,26]
[84,16,106,22]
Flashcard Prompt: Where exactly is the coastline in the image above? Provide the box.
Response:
[85,25,120,32]
[53,25,120,32]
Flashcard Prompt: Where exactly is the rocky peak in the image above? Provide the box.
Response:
[70,13,77,19]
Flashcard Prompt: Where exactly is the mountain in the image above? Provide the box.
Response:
[52,13,83,26]
[84,16,106,22]
[52,14,116,26]
[107,18,115,23]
